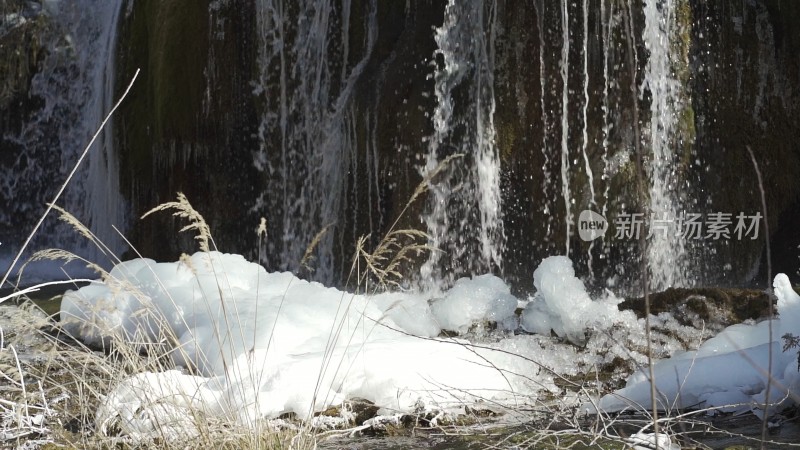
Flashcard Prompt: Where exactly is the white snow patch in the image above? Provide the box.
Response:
[597,273,800,417]
[61,251,764,442]
[61,252,551,441]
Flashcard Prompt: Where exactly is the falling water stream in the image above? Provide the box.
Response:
[253,0,378,283]
[0,0,126,279]
[642,0,689,290]
[419,0,504,289]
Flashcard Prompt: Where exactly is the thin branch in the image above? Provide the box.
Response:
[746,145,772,450]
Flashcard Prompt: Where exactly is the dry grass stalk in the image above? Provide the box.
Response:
[142,192,214,252]
[49,204,98,244]
[389,153,464,234]
[346,154,461,292]
[299,223,332,273]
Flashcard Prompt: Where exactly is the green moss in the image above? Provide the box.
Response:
[0,6,49,109]
[497,121,516,163]
[620,287,774,324]
[148,0,209,139]
[679,103,695,163]
[116,0,210,189]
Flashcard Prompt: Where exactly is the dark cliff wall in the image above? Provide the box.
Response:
[104,1,800,289]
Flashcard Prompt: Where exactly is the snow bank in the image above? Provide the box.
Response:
[598,273,800,416]
[65,251,761,440]
[61,251,548,439]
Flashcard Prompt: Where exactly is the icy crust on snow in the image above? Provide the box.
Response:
[61,252,561,438]
[598,273,800,417]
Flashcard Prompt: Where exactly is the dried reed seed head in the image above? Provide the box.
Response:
[28,248,80,263]
[300,223,333,270]
[142,192,212,252]
[257,217,267,238]
[49,203,97,242]
[410,153,465,202]
[16,249,87,286]
[86,263,108,277]
[352,227,434,290]
[179,253,197,275]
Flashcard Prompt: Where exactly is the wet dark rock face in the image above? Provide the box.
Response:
[1,1,799,292]
[0,1,53,238]
[620,287,774,331]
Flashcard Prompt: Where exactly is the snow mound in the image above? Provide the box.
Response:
[64,251,740,440]
[521,256,624,344]
[597,273,800,416]
[430,273,518,333]
[61,251,547,439]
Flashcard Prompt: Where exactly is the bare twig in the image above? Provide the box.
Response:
[746,144,772,449]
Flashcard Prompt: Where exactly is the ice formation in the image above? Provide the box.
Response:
[520,256,624,343]
[429,274,518,334]
[598,273,800,417]
[627,431,681,450]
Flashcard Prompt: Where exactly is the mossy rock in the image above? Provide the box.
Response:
[619,287,775,328]
[348,398,380,425]
[314,398,380,426]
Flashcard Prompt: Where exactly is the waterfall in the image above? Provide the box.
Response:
[559,0,572,256]
[0,0,127,277]
[642,0,688,290]
[595,0,614,275]
[580,0,596,275]
[253,0,378,283]
[5,1,788,292]
[533,0,549,222]
[419,0,505,289]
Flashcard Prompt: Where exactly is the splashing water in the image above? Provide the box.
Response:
[642,0,688,290]
[419,0,505,289]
